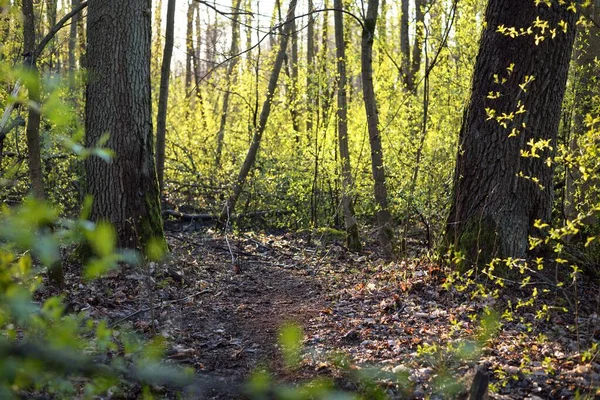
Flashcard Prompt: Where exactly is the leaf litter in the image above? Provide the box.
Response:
[38,227,600,399]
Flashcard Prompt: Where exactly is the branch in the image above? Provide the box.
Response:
[34,1,88,61]
[180,7,363,100]
[194,0,254,17]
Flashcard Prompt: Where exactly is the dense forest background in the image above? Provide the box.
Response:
[0,0,599,398]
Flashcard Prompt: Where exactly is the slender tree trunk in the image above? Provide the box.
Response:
[446,0,577,263]
[565,0,600,226]
[185,1,196,91]
[334,0,361,251]
[215,0,242,168]
[45,0,58,71]
[289,13,300,136]
[218,0,298,226]
[78,0,87,69]
[400,0,410,88]
[68,0,80,90]
[85,0,166,251]
[362,0,395,258]
[306,0,315,135]
[24,0,64,287]
[155,0,176,195]
[409,0,426,90]
[22,0,45,201]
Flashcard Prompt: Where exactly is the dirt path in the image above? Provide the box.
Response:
[53,228,600,399]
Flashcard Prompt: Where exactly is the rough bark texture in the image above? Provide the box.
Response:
[446,0,577,264]
[155,0,176,194]
[334,0,361,251]
[215,0,242,168]
[361,0,395,258]
[22,0,45,200]
[218,0,298,226]
[85,0,165,251]
[565,1,600,226]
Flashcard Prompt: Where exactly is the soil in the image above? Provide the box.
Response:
[47,225,600,399]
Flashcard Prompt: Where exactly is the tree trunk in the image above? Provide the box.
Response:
[362,0,395,258]
[565,1,600,227]
[22,0,45,201]
[446,0,577,264]
[400,0,410,88]
[218,0,298,226]
[78,0,87,69]
[85,0,166,251]
[45,0,58,71]
[185,1,196,91]
[334,0,361,251]
[68,0,80,90]
[306,0,315,135]
[215,0,242,168]
[155,0,176,195]
[409,0,426,91]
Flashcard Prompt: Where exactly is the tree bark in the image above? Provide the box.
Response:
[68,0,80,90]
[22,0,45,201]
[400,0,410,88]
[409,0,426,91]
[334,0,361,251]
[218,0,298,226]
[85,0,166,251]
[215,0,242,168]
[446,0,577,264]
[306,0,315,135]
[362,0,395,258]
[155,0,176,195]
[45,0,58,71]
[565,1,600,227]
[185,1,196,91]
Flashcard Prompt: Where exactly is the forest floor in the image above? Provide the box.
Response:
[50,225,600,399]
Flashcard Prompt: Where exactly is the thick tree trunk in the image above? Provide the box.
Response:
[334,0,361,251]
[22,0,45,201]
[215,0,242,168]
[218,0,298,226]
[446,0,577,264]
[155,0,176,195]
[362,0,395,258]
[85,0,166,251]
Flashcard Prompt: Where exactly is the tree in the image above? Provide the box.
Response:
[400,0,426,91]
[218,0,298,225]
[334,0,361,251]
[155,0,176,194]
[85,0,165,251]
[361,0,395,258]
[565,1,600,226]
[215,0,242,168]
[446,0,578,263]
[22,0,45,201]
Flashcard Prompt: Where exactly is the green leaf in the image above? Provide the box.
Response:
[279,323,303,368]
